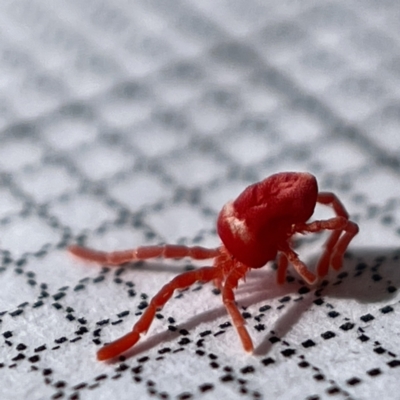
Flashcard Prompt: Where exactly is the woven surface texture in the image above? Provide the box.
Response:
[1,1,400,399]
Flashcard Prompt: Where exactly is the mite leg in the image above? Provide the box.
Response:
[317,192,359,274]
[294,217,347,277]
[97,266,221,361]
[279,243,317,285]
[330,221,359,270]
[69,244,221,265]
[317,192,349,218]
[316,230,342,277]
[222,263,254,352]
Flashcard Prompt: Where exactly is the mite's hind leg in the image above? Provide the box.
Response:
[97,266,221,361]
[69,244,221,265]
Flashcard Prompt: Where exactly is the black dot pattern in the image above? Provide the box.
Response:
[0,1,399,399]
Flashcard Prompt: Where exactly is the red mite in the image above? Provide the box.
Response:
[68,172,359,361]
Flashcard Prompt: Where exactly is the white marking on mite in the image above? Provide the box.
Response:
[222,202,251,243]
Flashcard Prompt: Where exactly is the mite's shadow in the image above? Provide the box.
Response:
[106,246,400,362]
[248,246,400,355]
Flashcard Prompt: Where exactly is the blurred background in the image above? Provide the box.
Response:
[1,1,400,399]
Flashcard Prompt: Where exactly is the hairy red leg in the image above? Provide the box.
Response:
[316,193,359,272]
[97,266,221,361]
[279,243,316,285]
[222,263,253,352]
[316,230,342,277]
[317,192,349,218]
[329,221,358,270]
[276,252,288,285]
[212,247,235,290]
[294,217,347,277]
[69,244,221,265]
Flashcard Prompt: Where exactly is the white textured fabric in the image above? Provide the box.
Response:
[0,1,400,399]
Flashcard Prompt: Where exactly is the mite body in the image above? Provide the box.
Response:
[69,172,359,361]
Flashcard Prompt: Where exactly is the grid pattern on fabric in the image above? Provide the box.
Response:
[0,1,400,399]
